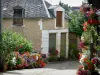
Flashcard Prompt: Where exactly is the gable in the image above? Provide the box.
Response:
[55,6,65,11]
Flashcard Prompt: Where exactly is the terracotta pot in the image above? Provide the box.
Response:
[87,63,95,70]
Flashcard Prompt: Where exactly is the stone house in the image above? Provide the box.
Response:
[2,0,70,58]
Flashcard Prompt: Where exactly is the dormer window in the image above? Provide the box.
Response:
[56,11,62,27]
[13,6,24,26]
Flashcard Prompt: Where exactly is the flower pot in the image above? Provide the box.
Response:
[87,63,95,70]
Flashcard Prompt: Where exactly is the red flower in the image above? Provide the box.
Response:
[78,53,82,61]
[49,48,59,56]
[77,69,89,75]
[55,50,58,55]
[24,63,29,67]
[86,9,95,17]
[79,41,84,49]
[38,60,46,68]
[91,57,98,64]
[88,19,100,24]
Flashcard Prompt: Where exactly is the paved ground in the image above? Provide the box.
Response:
[0,60,80,75]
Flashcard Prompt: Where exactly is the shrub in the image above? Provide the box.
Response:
[0,30,33,71]
[48,56,58,62]
[69,44,79,59]
[2,30,33,54]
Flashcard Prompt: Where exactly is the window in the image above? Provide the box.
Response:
[13,6,24,26]
[56,11,62,27]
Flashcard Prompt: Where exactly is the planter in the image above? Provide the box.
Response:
[87,63,95,70]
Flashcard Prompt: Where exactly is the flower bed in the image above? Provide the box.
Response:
[4,52,46,71]
[0,31,47,72]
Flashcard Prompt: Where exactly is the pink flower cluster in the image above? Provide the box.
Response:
[91,57,99,64]
[77,70,89,75]
[77,66,89,75]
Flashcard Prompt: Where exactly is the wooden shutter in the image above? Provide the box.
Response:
[49,33,56,50]
[13,9,23,26]
[56,11,62,27]
[60,33,66,58]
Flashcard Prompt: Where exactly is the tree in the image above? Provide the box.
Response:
[69,11,85,36]
[59,1,71,12]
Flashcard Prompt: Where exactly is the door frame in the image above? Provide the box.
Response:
[41,29,69,58]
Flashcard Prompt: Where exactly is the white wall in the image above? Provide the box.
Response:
[41,29,69,58]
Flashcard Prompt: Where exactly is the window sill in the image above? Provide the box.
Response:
[55,26,64,29]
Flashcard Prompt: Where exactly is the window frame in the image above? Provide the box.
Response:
[56,11,63,27]
[13,6,24,26]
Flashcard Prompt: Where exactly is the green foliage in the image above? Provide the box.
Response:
[59,1,71,11]
[2,30,33,54]
[0,30,33,69]
[82,32,91,44]
[48,48,59,62]
[6,52,16,66]
[49,48,58,56]
[69,44,79,59]
[48,56,58,62]
[16,56,22,65]
[0,41,9,57]
[96,45,100,51]
[0,41,9,66]
[69,11,85,36]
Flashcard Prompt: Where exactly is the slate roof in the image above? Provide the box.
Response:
[48,5,71,19]
[48,5,59,9]
[2,0,70,19]
[3,0,49,18]
[45,1,51,8]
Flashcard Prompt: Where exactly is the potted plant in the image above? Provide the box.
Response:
[48,48,59,62]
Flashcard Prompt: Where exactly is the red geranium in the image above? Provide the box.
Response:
[49,48,59,56]
[86,9,95,17]
[55,50,58,55]
[91,57,98,64]
[79,41,85,49]
[88,19,100,24]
